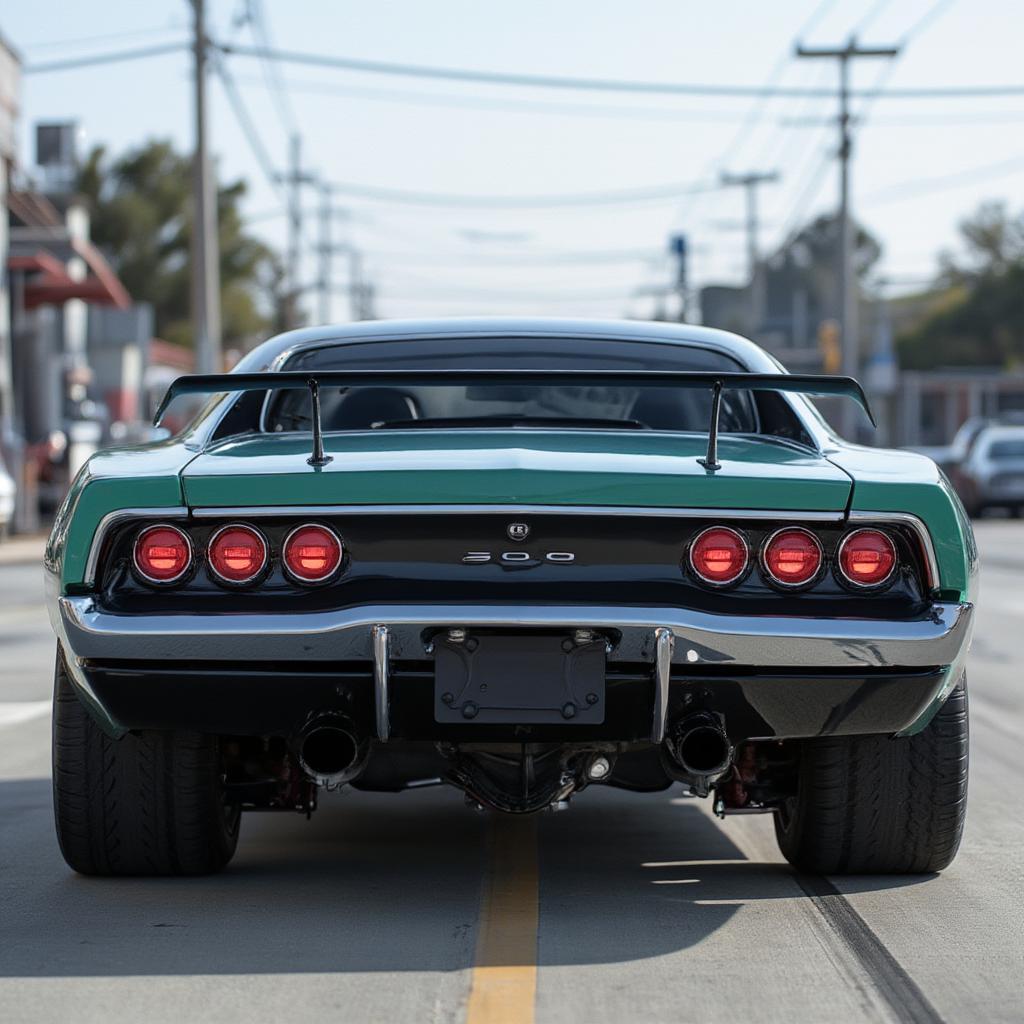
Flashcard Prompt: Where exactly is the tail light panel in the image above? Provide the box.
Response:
[761,527,824,589]
[133,525,193,585]
[687,526,749,586]
[282,524,344,584]
[207,524,269,585]
[682,523,907,595]
[837,528,898,588]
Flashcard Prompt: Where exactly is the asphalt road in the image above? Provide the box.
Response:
[1,524,1022,1024]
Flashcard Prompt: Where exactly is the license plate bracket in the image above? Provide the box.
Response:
[433,632,606,725]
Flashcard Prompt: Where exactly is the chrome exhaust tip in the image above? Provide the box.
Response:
[663,712,734,795]
[296,715,368,789]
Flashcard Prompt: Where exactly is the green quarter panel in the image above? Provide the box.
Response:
[180,431,853,512]
[48,441,193,589]
[828,443,978,603]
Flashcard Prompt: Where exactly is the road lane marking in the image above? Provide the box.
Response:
[466,813,539,1024]
[0,700,50,727]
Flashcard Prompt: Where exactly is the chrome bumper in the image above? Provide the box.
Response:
[56,596,972,669]
[53,597,973,743]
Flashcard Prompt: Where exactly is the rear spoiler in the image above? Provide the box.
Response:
[156,369,873,471]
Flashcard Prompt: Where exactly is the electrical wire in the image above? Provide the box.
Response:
[24,41,188,74]
[319,179,722,209]
[212,54,284,197]
[633,0,841,315]
[246,0,300,136]
[18,24,187,52]
[861,153,1024,204]
[225,73,773,122]
[212,40,1024,100]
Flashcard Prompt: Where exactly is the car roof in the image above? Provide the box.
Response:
[978,425,1024,445]
[233,317,782,375]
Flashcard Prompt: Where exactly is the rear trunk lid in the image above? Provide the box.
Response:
[181,431,853,511]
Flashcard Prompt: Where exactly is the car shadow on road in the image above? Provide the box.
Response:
[0,777,932,977]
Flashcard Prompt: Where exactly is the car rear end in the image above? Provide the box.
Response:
[55,490,968,812]
[44,321,977,876]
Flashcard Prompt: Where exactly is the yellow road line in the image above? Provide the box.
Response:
[466,813,539,1024]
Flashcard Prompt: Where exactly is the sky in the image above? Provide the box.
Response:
[2,0,1023,324]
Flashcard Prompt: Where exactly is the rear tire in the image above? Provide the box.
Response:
[52,650,240,876]
[774,679,968,874]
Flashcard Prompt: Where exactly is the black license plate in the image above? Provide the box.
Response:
[433,633,606,725]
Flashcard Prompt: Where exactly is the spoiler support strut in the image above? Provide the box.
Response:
[697,380,723,472]
[306,378,332,468]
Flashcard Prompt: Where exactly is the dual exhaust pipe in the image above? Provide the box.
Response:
[663,712,733,795]
[295,715,368,788]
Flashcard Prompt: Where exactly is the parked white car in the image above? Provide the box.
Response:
[960,424,1024,516]
[0,453,15,539]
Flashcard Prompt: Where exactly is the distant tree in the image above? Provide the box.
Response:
[763,213,881,339]
[898,202,1024,370]
[77,139,291,351]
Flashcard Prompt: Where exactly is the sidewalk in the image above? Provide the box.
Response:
[0,533,48,567]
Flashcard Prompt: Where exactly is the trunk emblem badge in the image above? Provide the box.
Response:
[507,522,530,542]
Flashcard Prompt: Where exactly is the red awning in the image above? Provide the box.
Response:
[8,242,131,311]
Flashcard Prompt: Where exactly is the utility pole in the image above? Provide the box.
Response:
[316,182,332,325]
[286,134,302,328]
[274,134,318,328]
[796,36,899,438]
[190,0,221,374]
[669,234,688,322]
[720,171,779,341]
[349,248,364,321]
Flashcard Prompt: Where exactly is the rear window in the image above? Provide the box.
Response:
[988,439,1024,458]
[265,336,759,435]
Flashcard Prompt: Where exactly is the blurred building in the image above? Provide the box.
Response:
[0,92,152,529]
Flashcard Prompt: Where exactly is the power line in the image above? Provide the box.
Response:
[357,247,669,266]
[19,24,187,52]
[853,0,893,35]
[226,72,779,122]
[245,0,300,136]
[773,147,835,247]
[214,41,1024,100]
[862,153,1024,204]
[213,53,284,194]
[634,0,840,318]
[24,41,188,73]
[319,179,723,209]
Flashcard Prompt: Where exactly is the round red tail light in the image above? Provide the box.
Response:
[689,527,748,585]
[207,524,268,584]
[283,524,343,583]
[134,525,192,584]
[838,528,897,587]
[763,528,823,587]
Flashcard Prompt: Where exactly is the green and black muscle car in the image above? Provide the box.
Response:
[45,318,975,876]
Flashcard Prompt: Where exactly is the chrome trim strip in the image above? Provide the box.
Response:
[652,627,675,743]
[189,504,847,522]
[59,597,973,671]
[847,510,940,592]
[84,507,189,588]
[373,624,390,742]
